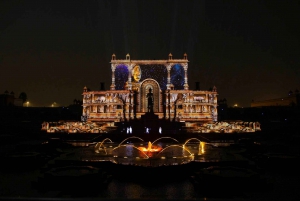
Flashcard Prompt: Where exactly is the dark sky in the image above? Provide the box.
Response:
[1,0,299,107]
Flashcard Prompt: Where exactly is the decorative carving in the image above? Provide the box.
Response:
[166,64,172,71]
[189,93,194,102]
[170,93,178,103]
[94,96,106,103]
[111,64,117,71]
[183,93,187,102]
[105,93,117,102]
[195,105,201,112]
[111,93,117,102]
[80,56,219,122]
[132,65,141,82]
[140,79,160,113]
[190,105,194,113]
[182,63,188,70]
[118,93,130,103]
[194,96,204,102]
[209,94,214,103]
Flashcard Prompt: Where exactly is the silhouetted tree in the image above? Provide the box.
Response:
[19,92,27,103]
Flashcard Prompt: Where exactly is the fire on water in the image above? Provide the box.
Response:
[137,141,162,155]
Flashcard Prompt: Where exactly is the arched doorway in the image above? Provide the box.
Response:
[140,79,160,113]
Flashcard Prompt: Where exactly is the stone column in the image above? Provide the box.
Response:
[83,106,86,116]
[130,91,134,119]
[213,106,218,121]
[183,63,189,90]
[165,90,170,119]
[110,64,116,90]
[170,103,174,120]
[128,64,134,90]
[159,91,163,112]
[166,64,172,90]
[126,103,130,120]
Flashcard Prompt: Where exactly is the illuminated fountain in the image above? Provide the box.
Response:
[183,138,205,155]
[137,141,162,158]
[93,137,207,166]
[95,138,113,154]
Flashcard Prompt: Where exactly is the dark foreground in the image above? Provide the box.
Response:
[1,127,300,200]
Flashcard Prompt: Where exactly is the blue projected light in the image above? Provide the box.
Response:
[114,64,183,90]
[115,64,129,90]
[140,65,168,90]
[171,64,184,90]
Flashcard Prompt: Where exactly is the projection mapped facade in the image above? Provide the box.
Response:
[82,54,218,123]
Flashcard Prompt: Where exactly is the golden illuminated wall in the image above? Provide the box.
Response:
[82,90,133,122]
[81,54,218,123]
[165,89,218,122]
[82,88,218,122]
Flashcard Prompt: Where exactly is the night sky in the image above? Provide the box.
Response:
[1,0,299,107]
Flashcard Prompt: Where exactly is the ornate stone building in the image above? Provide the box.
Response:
[81,54,218,123]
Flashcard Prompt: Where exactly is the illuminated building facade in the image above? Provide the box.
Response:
[81,54,218,124]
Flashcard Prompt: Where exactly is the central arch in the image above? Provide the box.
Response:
[140,79,161,112]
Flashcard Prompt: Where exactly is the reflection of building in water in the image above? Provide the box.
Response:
[81,53,218,125]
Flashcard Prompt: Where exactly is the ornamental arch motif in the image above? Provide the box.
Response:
[140,79,161,113]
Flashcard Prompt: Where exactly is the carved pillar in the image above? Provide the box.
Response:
[126,103,130,120]
[128,64,134,90]
[183,63,189,90]
[170,103,174,120]
[130,91,134,118]
[166,64,172,90]
[214,106,218,121]
[110,64,116,90]
[83,106,86,116]
[87,106,90,116]
[165,92,168,119]
[159,91,161,113]
[165,90,170,119]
